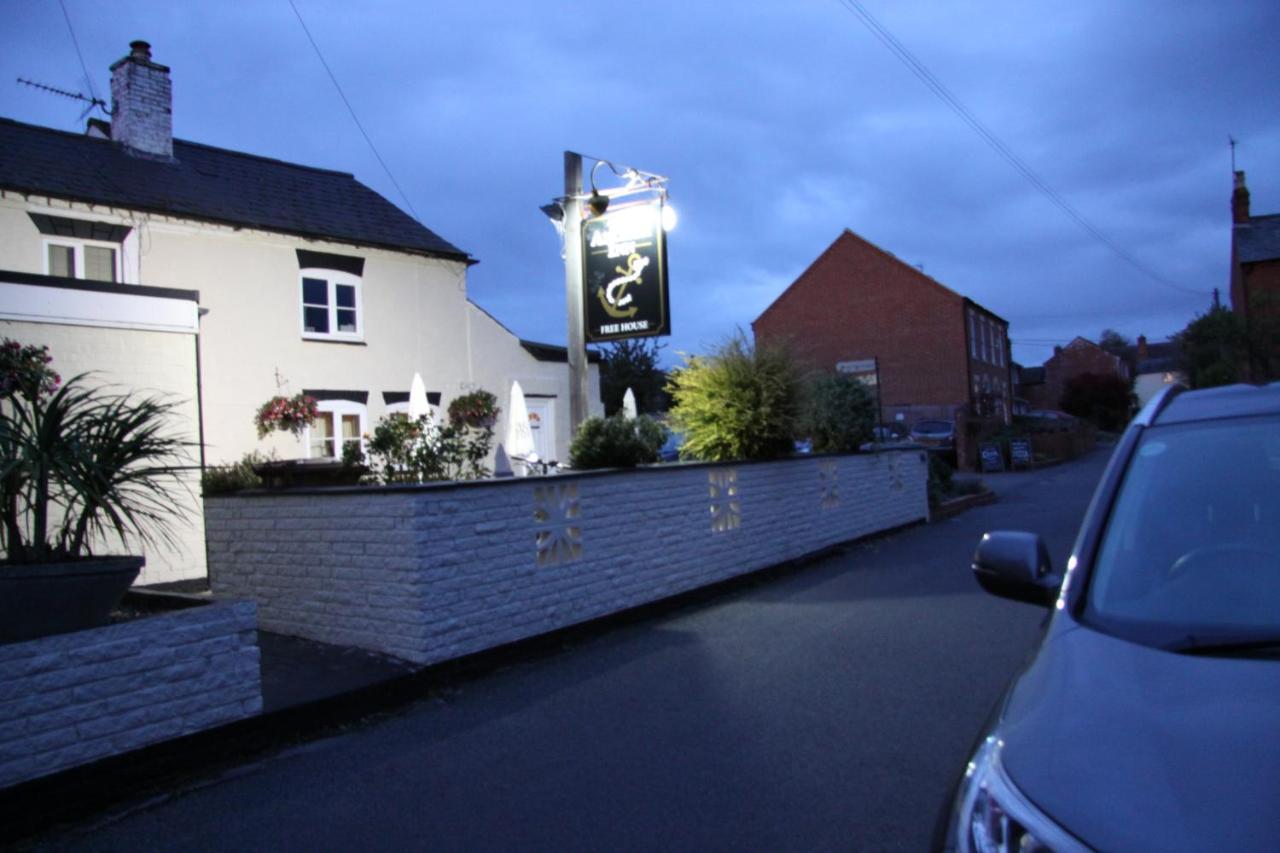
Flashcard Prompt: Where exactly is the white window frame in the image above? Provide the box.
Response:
[300,268,364,342]
[305,399,367,459]
[43,237,122,283]
[968,310,978,359]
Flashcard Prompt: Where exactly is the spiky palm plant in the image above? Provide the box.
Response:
[1,374,192,563]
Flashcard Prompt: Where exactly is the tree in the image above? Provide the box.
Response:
[598,338,668,416]
[1175,306,1249,389]
[801,373,876,452]
[1058,372,1134,432]
[1098,328,1133,369]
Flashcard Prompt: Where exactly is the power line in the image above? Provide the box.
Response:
[834,0,1208,297]
[287,0,422,224]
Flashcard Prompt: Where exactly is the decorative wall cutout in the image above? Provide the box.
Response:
[820,461,839,509]
[709,468,741,533]
[885,453,905,492]
[534,483,581,566]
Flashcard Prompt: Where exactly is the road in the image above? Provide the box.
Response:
[39,448,1112,852]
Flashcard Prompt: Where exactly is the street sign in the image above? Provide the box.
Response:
[582,200,670,342]
[1010,438,1032,468]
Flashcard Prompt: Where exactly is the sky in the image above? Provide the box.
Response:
[4,0,1279,368]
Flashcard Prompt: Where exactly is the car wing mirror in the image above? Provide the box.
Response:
[972,531,1061,607]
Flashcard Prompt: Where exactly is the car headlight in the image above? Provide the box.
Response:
[948,735,1089,853]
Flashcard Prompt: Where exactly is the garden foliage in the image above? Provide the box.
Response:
[568,414,666,469]
[349,390,499,483]
[802,373,876,453]
[665,334,804,462]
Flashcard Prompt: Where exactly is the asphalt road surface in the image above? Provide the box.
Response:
[38,448,1112,852]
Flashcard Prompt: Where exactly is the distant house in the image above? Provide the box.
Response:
[752,229,1012,427]
[0,41,602,581]
[1229,170,1280,380]
[1128,335,1185,409]
[1022,337,1131,412]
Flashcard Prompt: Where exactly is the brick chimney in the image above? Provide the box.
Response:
[1233,170,1251,224]
[109,41,172,159]
[1137,334,1148,361]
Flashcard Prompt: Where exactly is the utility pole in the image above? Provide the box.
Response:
[563,152,590,433]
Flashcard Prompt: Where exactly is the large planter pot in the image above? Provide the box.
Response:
[0,556,143,643]
[252,459,367,489]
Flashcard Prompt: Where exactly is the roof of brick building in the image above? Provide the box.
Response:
[1235,213,1280,264]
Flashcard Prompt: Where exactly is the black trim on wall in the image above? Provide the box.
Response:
[28,213,132,243]
[302,389,369,404]
[382,391,443,406]
[296,250,365,277]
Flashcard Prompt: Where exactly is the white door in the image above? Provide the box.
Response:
[526,397,556,464]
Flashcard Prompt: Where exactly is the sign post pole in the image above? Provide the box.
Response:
[563,151,590,435]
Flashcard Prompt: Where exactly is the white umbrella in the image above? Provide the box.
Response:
[622,387,638,420]
[506,380,536,474]
[408,372,430,420]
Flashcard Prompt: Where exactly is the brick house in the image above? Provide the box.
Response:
[1022,337,1131,412]
[1230,170,1280,380]
[752,229,1012,427]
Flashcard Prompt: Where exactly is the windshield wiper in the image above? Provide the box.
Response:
[1167,635,1280,657]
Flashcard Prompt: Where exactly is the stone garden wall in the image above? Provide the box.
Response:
[0,601,261,789]
[208,451,928,665]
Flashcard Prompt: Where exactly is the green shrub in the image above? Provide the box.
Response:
[201,452,268,495]
[353,404,496,484]
[665,334,804,462]
[802,373,876,453]
[927,453,955,508]
[569,414,666,469]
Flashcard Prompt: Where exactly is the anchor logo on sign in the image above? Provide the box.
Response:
[597,253,649,319]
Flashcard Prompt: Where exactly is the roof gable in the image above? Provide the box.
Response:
[0,117,469,261]
[753,228,1004,328]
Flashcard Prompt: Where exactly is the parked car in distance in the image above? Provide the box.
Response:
[909,419,955,450]
[658,429,684,462]
[938,382,1280,851]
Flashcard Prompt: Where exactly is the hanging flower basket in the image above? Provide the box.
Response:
[447,390,500,430]
[254,393,318,439]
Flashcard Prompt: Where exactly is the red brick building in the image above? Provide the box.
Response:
[1230,171,1280,381]
[1022,337,1131,412]
[752,229,1012,426]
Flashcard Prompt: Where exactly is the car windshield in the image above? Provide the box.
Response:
[1085,414,1280,647]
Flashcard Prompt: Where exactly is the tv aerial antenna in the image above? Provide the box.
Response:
[16,77,110,119]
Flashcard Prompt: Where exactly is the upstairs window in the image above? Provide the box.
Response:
[31,214,130,283]
[300,270,362,341]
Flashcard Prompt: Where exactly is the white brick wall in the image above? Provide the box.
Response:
[0,602,261,789]
[209,451,928,665]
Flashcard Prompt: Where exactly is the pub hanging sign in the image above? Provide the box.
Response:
[582,199,670,342]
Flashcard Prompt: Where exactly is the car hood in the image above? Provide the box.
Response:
[999,625,1280,850]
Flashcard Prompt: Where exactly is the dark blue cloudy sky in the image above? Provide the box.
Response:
[4,0,1278,367]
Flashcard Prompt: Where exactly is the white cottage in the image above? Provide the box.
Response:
[0,41,601,583]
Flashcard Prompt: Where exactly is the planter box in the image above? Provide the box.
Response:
[0,556,143,644]
[253,459,367,489]
[0,600,262,790]
[209,450,929,666]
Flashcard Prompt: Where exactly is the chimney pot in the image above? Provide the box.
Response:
[129,40,152,61]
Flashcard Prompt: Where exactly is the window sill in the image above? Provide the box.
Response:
[301,335,367,346]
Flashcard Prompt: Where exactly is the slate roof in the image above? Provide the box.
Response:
[0,117,470,261]
[1235,214,1280,264]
